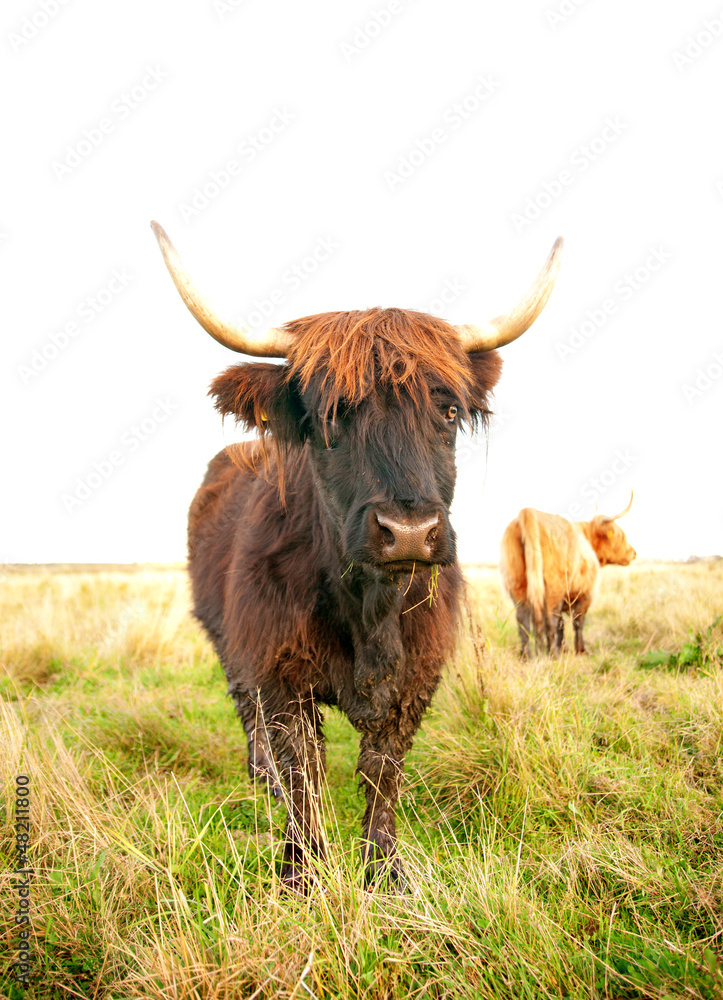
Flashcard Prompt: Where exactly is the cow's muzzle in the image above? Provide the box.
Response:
[376,511,439,562]
[364,507,451,567]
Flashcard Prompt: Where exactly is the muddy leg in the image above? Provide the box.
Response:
[357,731,410,891]
[572,601,590,654]
[271,694,327,893]
[557,613,567,652]
[536,612,552,657]
[548,604,565,656]
[516,603,532,660]
[232,689,283,798]
[235,687,326,893]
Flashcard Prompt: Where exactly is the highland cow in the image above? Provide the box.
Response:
[152,221,563,891]
[500,498,635,658]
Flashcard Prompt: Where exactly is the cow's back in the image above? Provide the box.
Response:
[501,508,599,613]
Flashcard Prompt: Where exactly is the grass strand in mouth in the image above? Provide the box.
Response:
[402,561,417,596]
[428,562,440,606]
[402,563,440,614]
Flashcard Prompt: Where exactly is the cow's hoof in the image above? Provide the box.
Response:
[269,779,284,799]
[364,856,407,894]
[248,764,284,799]
[280,866,315,897]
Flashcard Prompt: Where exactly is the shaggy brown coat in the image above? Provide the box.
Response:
[188,307,502,891]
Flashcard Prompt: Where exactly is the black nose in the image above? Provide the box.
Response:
[375,511,440,562]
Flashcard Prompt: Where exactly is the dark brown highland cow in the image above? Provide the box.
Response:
[151,222,563,893]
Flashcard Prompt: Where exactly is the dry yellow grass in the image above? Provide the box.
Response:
[0,567,212,686]
[1,560,722,998]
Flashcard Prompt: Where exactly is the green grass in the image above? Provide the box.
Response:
[1,562,722,998]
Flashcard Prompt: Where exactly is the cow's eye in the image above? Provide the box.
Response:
[445,405,458,423]
[318,412,341,449]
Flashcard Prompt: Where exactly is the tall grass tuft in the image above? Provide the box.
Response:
[1,561,721,998]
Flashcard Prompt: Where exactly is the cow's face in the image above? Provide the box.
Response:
[211,309,502,572]
[150,224,562,573]
[589,516,636,567]
[302,382,462,570]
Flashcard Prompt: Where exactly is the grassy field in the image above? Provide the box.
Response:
[1,560,722,999]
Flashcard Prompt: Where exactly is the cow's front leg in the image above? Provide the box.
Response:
[232,689,283,798]
[357,731,409,890]
[261,691,327,894]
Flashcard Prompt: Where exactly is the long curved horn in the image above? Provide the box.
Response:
[604,490,634,522]
[150,221,292,357]
[455,237,564,352]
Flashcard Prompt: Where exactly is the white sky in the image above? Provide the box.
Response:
[2,0,722,565]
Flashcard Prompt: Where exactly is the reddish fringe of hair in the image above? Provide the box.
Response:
[284,308,471,417]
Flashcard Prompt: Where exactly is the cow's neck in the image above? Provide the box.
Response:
[305,457,419,722]
[579,520,606,565]
[327,549,409,725]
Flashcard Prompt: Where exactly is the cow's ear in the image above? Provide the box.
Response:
[465,351,503,427]
[209,363,307,445]
[589,515,615,541]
